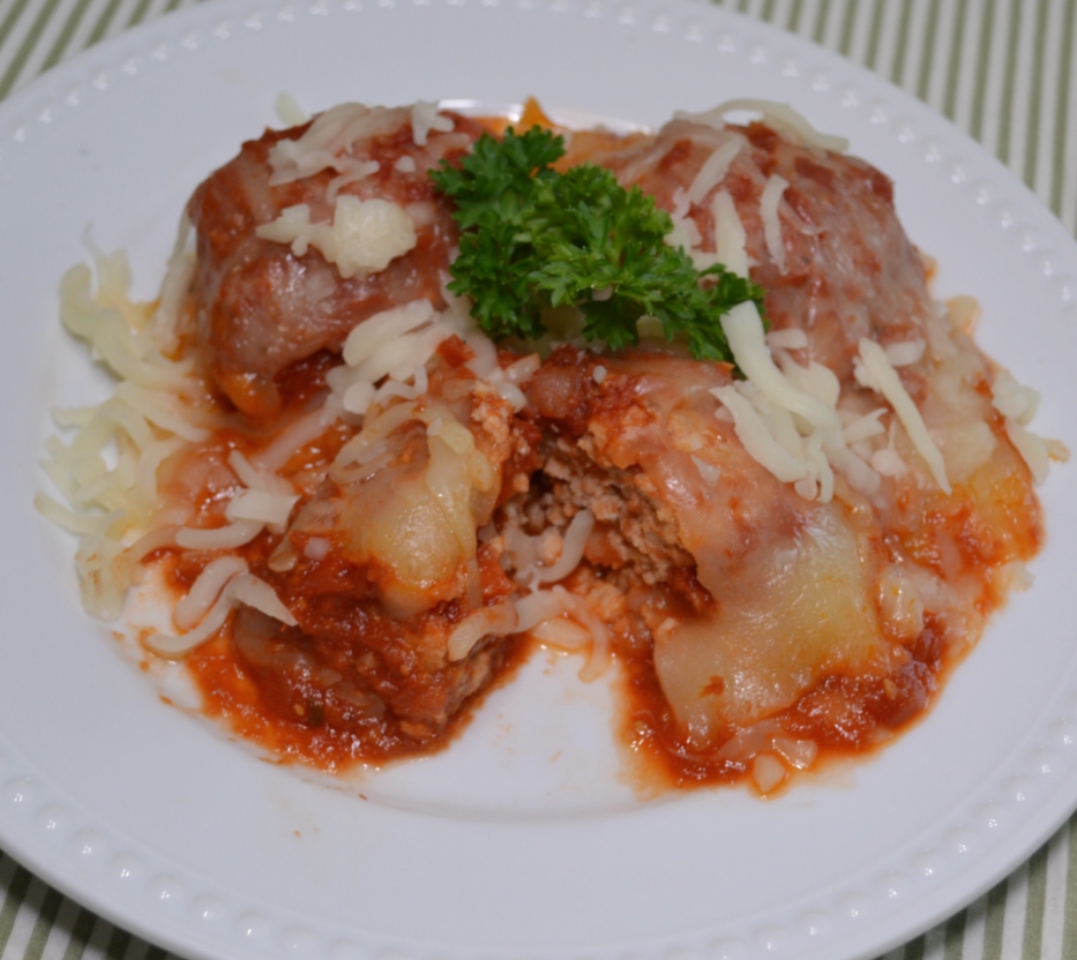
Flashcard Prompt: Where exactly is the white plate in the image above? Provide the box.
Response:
[4,2,1077,959]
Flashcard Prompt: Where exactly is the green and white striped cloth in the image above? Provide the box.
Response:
[2,1,1076,958]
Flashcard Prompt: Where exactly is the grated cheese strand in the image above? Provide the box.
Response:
[759,175,789,274]
[711,385,809,483]
[855,338,951,494]
[711,190,750,279]
[686,136,744,206]
[720,302,842,433]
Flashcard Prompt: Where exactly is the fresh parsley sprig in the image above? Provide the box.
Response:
[430,126,765,362]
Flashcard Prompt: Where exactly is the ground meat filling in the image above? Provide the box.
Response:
[520,348,709,605]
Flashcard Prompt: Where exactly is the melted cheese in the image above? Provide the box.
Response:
[654,506,890,744]
[256,196,418,279]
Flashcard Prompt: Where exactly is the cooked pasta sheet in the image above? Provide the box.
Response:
[38,99,1064,790]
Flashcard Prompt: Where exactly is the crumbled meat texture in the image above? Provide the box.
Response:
[521,441,698,589]
[519,345,807,616]
[527,344,806,573]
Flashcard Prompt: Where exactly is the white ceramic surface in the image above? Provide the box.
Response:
[4,1,1077,959]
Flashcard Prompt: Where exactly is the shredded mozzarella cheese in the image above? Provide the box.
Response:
[275,92,309,127]
[713,303,892,502]
[759,175,789,273]
[225,489,300,529]
[991,368,1041,424]
[267,102,396,186]
[854,338,951,494]
[410,101,454,146]
[885,338,926,367]
[147,569,297,659]
[722,303,842,433]
[686,136,745,205]
[712,384,810,483]
[256,196,418,279]
[711,190,750,278]
[175,556,249,631]
[705,99,851,153]
[1005,419,1051,484]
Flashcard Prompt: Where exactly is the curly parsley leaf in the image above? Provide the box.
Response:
[430,127,765,362]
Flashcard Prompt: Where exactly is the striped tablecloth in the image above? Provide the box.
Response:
[2,1,1076,959]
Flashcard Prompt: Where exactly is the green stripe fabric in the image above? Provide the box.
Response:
[1,1,1076,959]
